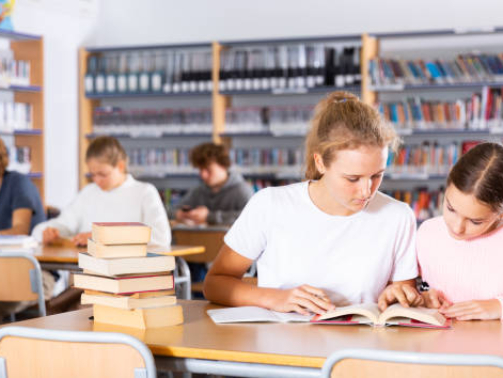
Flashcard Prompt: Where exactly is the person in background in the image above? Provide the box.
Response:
[418,142,503,321]
[32,136,171,247]
[175,142,253,226]
[204,91,422,315]
[0,137,45,235]
[0,137,50,319]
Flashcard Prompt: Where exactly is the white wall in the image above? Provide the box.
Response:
[88,0,503,46]
[11,0,99,208]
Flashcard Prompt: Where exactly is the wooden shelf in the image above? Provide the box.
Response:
[220,86,360,97]
[0,36,45,202]
[0,130,43,136]
[85,91,211,99]
[86,132,213,139]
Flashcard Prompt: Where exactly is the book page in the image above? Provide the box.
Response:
[378,304,446,326]
[207,306,312,324]
[316,303,380,323]
[207,306,280,324]
[272,311,312,323]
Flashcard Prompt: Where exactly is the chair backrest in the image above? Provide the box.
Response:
[0,326,156,378]
[321,348,503,378]
[173,229,226,264]
[0,252,46,317]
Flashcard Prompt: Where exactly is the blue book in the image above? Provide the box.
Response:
[425,62,442,81]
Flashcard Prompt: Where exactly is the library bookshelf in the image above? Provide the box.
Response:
[79,27,503,219]
[0,30,45,202]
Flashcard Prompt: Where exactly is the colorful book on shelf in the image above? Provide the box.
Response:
[73,272,174,294]
[207,303,450,329]
[78,252,175,276]
[91,222,151,245]
[87,238,147,258]
[93,303,184,329]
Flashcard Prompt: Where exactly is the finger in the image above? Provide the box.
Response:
[439,295,452,308]
[291,304,310,316]
[297,291,335,311]
[402,285,421,305]
[377,294,388,311]
[294,296,328,315]
[442,304,476,318]
[413,294,425,307]
[391,286,409,307]
[428,292,441,308]
[456,314,478,321]
[300,285,331,302]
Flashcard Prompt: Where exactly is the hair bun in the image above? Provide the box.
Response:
[327,91,359,104]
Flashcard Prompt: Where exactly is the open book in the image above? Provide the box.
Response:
[207,303,450,329]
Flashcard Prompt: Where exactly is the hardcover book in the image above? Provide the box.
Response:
[207,303,450,329]
[78,252,175,276]
[91,222,151,245]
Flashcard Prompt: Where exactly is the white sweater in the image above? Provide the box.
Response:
[32,175,171,246]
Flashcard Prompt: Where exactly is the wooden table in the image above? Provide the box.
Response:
[32,244,205,300]
[5,300,503,377]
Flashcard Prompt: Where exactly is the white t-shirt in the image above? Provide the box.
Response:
[32,175,171,247]
[224,181,418,305]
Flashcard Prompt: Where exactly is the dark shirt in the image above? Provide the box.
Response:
[0,170,46,233]
[177,172,254,225]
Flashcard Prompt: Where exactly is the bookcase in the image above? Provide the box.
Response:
[361,28,503,220]
[79,36,362,203]
[79,27,503,220]
[0,30,44,202]
[79,42,218,209]
[207,36,362,191]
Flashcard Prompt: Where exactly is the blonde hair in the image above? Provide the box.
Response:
[86,136,128,167]
[305,91,398,180]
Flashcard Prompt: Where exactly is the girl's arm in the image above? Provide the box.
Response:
[31,194,84,242]
[440,298,502,320]
[204,243,335,315]
[0,208,32,235]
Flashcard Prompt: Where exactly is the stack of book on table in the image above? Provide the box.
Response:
[74,222,183,329]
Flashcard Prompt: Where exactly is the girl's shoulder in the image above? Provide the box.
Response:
[254,181,307,202]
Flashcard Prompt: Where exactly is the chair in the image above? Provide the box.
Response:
[172,228,227,295]
[0,252,46,319]
[0,326,156,378]
[321,348,503,378]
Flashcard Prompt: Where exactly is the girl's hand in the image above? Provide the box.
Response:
[421,289,452,309]
[72,232,92,247]
[440,299,502,320]
[42,227,60,245]
[267,285,335,315]
[378,281,424,311]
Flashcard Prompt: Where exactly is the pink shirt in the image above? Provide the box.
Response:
[417,216,503,314]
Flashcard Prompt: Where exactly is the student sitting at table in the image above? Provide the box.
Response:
[204,91,422,315]
[175,142,254,226]
[0,138,53,319]
[32,136,170,247]
[418,142,503,321]
[0,137,45,235]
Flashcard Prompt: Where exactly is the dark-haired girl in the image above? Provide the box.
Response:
[418,142,503,321]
